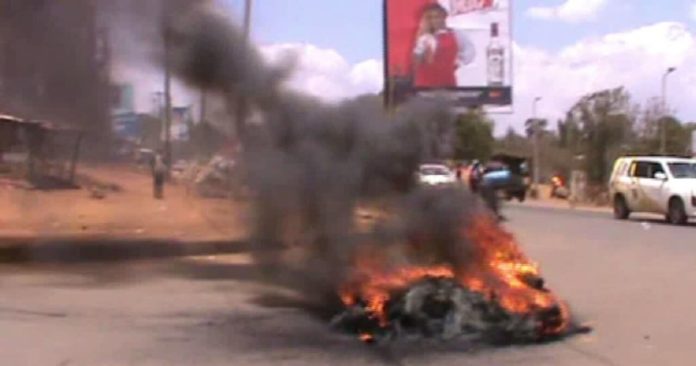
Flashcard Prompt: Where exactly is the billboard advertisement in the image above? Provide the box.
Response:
[384,0,512,108]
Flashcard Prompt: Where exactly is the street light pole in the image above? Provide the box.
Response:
[243,0,253,39]
[162,5,173,172]
[164,42,172,169]
[661,67,676,155]
[532,96,542,196]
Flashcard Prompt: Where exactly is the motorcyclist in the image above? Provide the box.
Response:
[468,160,482,193]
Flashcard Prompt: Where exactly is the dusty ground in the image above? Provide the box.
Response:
[0,164,247,241]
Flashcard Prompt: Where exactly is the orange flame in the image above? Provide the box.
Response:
[359,333,375,343]
[339,215,570,335]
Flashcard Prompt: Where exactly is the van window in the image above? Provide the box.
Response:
[631,161,664,179]
[668,163,696,179]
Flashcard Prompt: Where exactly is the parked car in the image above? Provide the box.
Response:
[417,164,456,186]
[609,156,696,225]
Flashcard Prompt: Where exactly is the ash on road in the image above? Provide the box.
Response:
[2,205,696,365]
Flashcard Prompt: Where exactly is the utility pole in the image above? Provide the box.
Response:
[234,0,253,144]
[532,96,542,197]
[199,89,206,124]
[163,7,173,171]
[661,67,676,155]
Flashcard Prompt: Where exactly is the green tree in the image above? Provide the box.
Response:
[524,118,548,139]
[630,97,693,156]
[634,116,690,155]
[565,87,634,185]
[495,127,531,157]
[453,110,494,161]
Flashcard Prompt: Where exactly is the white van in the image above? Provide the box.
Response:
[609,156,696,225]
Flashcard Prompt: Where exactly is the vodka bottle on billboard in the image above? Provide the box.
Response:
[487,23,504,86]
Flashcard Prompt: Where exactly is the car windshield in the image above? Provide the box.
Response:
[421,167,449,176]
[668,163,696,179]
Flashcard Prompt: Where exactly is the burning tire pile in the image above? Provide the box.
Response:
[332,216,582,345]
[333,277,566,344]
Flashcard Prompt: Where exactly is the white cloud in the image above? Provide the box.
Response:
[496,22,696,134]
[526,7,555,20]
[112,43,383,117]
[260,43,383,102]
[526,0,608,23]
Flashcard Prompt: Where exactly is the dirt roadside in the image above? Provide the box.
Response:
[0,164,250,263]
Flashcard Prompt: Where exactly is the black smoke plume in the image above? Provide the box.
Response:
[158,1,487,305]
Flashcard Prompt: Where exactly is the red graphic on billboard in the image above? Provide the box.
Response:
[384,0,513,108]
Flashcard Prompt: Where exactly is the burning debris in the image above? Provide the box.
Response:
[333,277,563,344]
[332,215,575,344]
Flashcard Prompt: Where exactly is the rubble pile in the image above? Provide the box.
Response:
[189,156,244,198]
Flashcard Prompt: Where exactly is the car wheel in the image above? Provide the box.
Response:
[613,195,630,220]
[668,198,688,226]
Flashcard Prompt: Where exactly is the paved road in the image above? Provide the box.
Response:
[2,205,696,365]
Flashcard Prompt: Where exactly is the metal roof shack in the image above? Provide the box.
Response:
[0,114,83,188]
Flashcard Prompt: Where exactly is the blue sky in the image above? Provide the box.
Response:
[222,0,696,63]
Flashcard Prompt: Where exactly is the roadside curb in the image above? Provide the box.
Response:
[507,201,611,214]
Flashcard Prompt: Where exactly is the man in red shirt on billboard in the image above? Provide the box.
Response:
[412,3,459,88]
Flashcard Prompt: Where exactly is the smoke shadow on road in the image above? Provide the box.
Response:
[0,237,250,265]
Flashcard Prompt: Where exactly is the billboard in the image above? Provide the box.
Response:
[384,0,513,108]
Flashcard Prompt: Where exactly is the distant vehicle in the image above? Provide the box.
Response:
[610,156,696,225]
[135,148,155,165]
[417,164,456,186]
[480,154,529,202]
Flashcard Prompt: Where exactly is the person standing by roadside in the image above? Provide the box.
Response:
[152,151,167,199]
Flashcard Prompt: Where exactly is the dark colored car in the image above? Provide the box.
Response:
[481,154,529,202]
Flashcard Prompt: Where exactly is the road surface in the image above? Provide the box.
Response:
[2,205,696,365]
